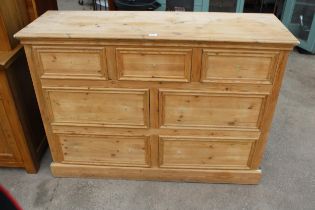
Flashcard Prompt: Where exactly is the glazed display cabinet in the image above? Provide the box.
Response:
[156,0,244,12]
[282,0,315,53]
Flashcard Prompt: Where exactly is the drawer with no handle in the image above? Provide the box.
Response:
[45,88,150,128]
[58,134,151,167]
[159,136,256,169]
[159,89,267,130]
[116,47,192,82]
[33,46,108,80]
[201,49,280,84]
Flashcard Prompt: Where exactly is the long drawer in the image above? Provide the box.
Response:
[44,88,150,128]
[159,136,256,169]
[159,89,267,130]
[58,134,150,167]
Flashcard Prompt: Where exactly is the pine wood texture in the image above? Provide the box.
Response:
[59,135,150,167]
[0,46,46,172]
[116,48,192,82]
[0,0,57,51]
[16,11,298,183]
[34,46,108,80]
[15,11,298,44]
[0,0,29,51]
[47,88,149,128]
[159,136,255,169]
[24,0,58,21]
[201,49,280,84]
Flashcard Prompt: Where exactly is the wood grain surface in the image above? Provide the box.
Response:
[15,11,298,44]
[17,12,298,183]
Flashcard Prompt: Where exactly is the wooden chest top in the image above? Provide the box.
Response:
[15,11,298,45]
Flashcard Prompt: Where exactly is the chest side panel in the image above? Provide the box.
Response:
[0,99,22,163]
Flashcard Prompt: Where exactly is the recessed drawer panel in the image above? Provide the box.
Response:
[116,48,192,82]
[59,135,150,167]
[33,46,108,80]
[46,88,149,128]
[160,90,266,129]
[201,49,279,84]
[159,136,255,169]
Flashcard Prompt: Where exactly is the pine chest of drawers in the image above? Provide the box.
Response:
[15,11,298,184]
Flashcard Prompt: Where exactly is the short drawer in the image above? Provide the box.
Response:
[45,88,149,128]
[159,89,266,129]
[201,49,279,84]
[159,136,255,169]
[116,48,192,82]
[33,46,108,80]
[59,135,150,167]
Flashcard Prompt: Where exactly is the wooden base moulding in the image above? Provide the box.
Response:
[51,163,262,184]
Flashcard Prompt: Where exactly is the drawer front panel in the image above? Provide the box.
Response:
[201,49,279,83]
[116,48,192,82]
[160,90,266,129]
[34,46,108,80]
[46,88,149,128]
[159,136,255,169]
[59,135,150,167]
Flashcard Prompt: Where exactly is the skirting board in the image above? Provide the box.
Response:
[51,162,262,184]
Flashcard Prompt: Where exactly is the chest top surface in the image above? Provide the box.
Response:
[15,11,298,45]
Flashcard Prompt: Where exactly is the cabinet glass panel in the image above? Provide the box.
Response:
[209,0,237,12]
[166,0,194,11]
[290,0,315,41]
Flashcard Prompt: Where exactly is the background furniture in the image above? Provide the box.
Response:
[0,46,46,173]
[114,0,161,11]
[16,11,298,183]
[0,0,29,51]
[84,0,245,11]
[25,0,58,21]
[156,0,244,12]
[0,0,57,51]
[79,0,116,10]
[0,0,50,172]
[85,0,284,14]
[166,0,194,11]
[282,0,315,54]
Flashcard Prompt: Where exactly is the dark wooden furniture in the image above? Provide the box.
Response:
[0,0,58,51]
[0,46,46,173]
[25,0,58,21]
[0,0,29,51]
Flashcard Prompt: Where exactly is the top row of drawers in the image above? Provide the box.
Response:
[33,46,280,84]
